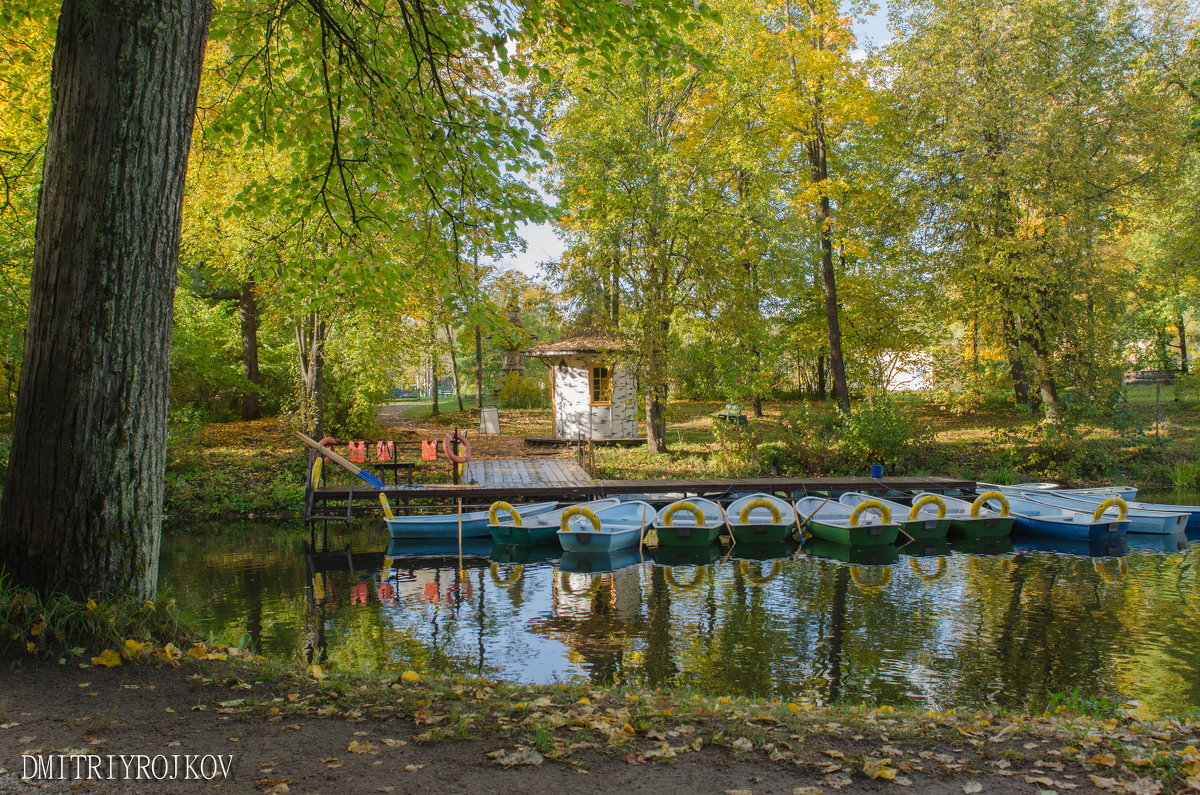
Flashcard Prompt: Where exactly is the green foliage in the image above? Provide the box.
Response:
[710,419,762,477]
[0,568,191,661]
[1042,689,1120,720]
[834,395,931,469]
[496,373,542,409]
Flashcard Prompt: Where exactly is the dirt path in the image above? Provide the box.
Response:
[0,662,1159,794]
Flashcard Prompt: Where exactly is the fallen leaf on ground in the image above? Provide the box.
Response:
[347,740,376,755]
[963,783,983,794]
[863,759,898,781]
[496,748,543,767]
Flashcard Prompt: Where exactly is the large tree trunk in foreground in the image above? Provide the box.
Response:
[0,0,211,600]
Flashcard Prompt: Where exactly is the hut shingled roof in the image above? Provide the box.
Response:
[523,334,633,357]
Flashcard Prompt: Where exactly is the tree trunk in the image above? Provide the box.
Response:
[444,321,464,412]
[1001,313,1031,408]
[296,311,327,435]
[1178,314,1189,374]
[809,131,850,412]
[645,388,667,453]
[474,325,484,409]
[239,280,261,421]
[430,321,441,417]
[817,354,826,400]
[0,0,211,600]
[1029,333,1060,422]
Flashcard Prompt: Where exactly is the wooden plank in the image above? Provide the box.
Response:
[315,473,977,503]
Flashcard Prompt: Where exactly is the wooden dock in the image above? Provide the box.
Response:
[306,457,977,519]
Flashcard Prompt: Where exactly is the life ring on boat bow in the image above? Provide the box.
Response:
[489,501,523,527]
[908,494,946,520]
[1090,496,1128,522]
[848,499,891,527]
[971,491,1009,518]
[739,498,782,525]
[560,505,601,533]
[662,501,704,527]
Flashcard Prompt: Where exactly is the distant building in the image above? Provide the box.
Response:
[524,335,638,440]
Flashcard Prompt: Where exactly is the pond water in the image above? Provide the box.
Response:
[161,502,1200,716]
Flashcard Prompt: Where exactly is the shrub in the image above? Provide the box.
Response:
[497,373,542,409]
[834,394,931,469]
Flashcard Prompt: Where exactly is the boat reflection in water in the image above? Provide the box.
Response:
[803,538,899,565]
[1012,534,1130,558]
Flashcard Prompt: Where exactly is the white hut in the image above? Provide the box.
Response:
[525,335,638,441]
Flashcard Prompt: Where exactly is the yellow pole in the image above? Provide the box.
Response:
[457,497,464,577]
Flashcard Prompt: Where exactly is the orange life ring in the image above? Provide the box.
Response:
[443,430,471,463]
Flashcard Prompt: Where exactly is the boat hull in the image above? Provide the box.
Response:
[389,501,557,540]
[489,524,558,545]
[729,523,794,544]
[805,519,899,546]
[948,515,1014,539]
[1011,514,1127,541]
[900,517,952,540]
[655,524,724,546]
[558,526,643,552]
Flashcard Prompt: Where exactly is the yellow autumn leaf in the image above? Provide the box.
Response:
[864,758,898,780]
[91,648,122,667]
[308,664,328,680]
[186,643,209,659]
[85,599,98,611]
[788,703,801,713]
[1089,752,1117,767]
[155,643,180,661]
[347,739,377,754]
[29,622,46,637]
[124,639,145,656]
[25,641,36,653]
[401,670,420,682]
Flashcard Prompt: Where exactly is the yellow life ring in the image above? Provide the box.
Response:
[664,566,707,590]
[489,562,524,588]
[910,557,947,583]
[663,501,705,527]
[738,559,783,586]
[739,498,782,525]
[560,571,601,598]
[378,492,395,520]
[850,565,893,594]
[1093,557,1128,585]
[971,491,1010,518]
[849,499,891,527]
[560,505,601,532]
[489,501,523,526]
[1090,496,1129,522]
[908,494,947,520]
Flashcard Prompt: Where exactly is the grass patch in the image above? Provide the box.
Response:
[0,568,194,662]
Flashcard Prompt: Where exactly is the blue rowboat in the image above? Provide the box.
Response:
[557,501,654,553]
[983,482,1138,501]
[387,501,558,540]
[487,498,621,545]
[1054,492,1200,532]
[997,495,1128,541]
[1019,491,1187,535]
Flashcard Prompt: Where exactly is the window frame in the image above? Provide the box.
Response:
[589,362,613,406]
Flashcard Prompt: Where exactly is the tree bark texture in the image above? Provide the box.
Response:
[0,0,211,600]
[239,281,261,421]
[808,130,850,413]
[296,312,327,435]
[1178,315,1189,374]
